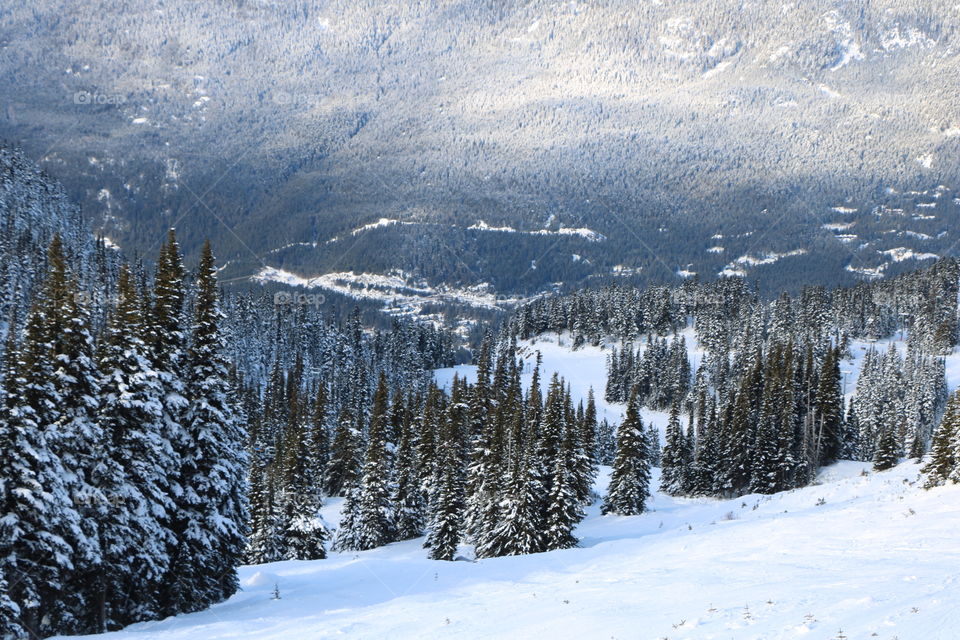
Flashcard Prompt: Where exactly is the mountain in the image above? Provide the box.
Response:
[0,145,104,332]
[2,0,959,301]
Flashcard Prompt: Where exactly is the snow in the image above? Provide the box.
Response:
[251,267,532,323]
[822,222,855,231]
[468,221,605,242]
[846,264,887,279]
[881,247,938,263]
[719,249,807,275]
[831,206,857,214]
[326,218,412,243]
[78,460,960,640]
[74,331,960,640]
[467,220,516,233]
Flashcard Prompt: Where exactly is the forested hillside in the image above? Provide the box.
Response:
[1,0,959,295]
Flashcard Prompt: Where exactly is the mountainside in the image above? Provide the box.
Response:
[78,461,960,640]
[2,0,960,298]
[0,145,103,332]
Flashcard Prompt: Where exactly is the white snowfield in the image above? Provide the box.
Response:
[74,463,960,640]
[71,333,960,640]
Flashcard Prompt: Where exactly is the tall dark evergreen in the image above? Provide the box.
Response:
[602,390,651,516]
[165,241,248,614]
[95,264,173,628]
[660,403,687,496]
[334,374,394,551]
[426,392,466,561]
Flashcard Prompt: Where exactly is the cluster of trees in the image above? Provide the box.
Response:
[0,233,246,638]
[605,335,691,408]
[650,342,847,497]
[514,260,958,498]
[244,331,657,563]
[516,259,959,357]
[923,388,960,488]
[848,345,947,465]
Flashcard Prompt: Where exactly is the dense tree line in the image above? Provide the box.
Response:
[0,233,246,638]
[513,260,956,497]
[244,331,651,563]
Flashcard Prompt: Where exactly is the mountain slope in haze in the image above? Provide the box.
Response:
[2,0,959,295]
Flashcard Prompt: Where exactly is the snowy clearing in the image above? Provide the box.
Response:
[68,332,960,640]
[73,461,960,640]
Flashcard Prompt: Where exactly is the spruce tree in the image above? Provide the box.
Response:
[873,423,901,472]
[95,264,174,627]
[38,235,104,634]
[923,389,960,487]
[426,409,465,561]
[544,426,584,551]
[166,241,248,614]
[325,408,362,497]
[602,390,651,516]
[484,448,546,557]
[392,396,426,540]
[660,403,687,495]
[0,313,78,639]
[337,374,394,551]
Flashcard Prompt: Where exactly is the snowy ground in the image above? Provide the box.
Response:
[66,331,960,640]
[72,462,960,640]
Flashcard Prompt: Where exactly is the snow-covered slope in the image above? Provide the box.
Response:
[73,462,960,640]
[68,332,960,640]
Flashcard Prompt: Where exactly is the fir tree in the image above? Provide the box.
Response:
[426,408,465,561]
[335,375,394,551]
[660,403,687,495]
[391,396,426,540]
[95,264,174,627]
[165,241,248,614]
[0,312,79,639]
[873,423,901,472]
[324,409,362,497]
[923,389,960,487]
[602,390,651,516]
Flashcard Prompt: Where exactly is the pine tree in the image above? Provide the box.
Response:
[37,235,104,634]
[426,409,465,561]
[324,409,362,497]
[148,231,190,617]
[391,396,426,540]
[544,426,584,551]
[814,347,844,465]
[660,403,687,495]
[602,390,651,516]
[337,374,394,551]
[484,448,546,557]
[165,241,248,614]
[923,389,960,487]
[0,312,79,639]
[95,264,174,627]
[873,423,901,472]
